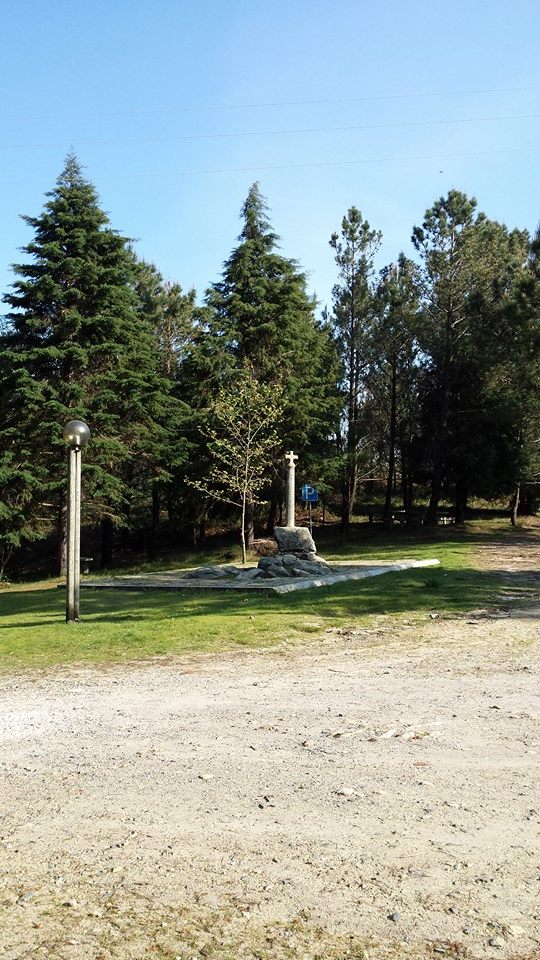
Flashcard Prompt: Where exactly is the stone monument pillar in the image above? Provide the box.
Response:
[285,450,298,528]
[273,450,319,560]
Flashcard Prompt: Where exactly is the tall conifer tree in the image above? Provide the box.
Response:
[330,206,382,534]
[201,183,340,535]
[0,155,182,572]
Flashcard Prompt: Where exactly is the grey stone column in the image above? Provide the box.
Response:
[285,451,298,528]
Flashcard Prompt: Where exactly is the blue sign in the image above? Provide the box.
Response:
[301,484,319,503]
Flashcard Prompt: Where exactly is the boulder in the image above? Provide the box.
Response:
[258,553,333,580]
[257,557,288,578]
[183,565,229,580]
[235,567,264,580]
[274,526,317,559]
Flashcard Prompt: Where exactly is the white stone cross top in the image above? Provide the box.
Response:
[285,450,298,527]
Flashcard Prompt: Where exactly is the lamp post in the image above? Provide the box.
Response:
[63,420,90,623]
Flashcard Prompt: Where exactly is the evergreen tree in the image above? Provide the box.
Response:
[412,190,530,523]
[201,183,340,538]
[483,228,540,521]
[330,206,382,534]
[132,258,196,553]
[0,155,182,573]
[370,255,420,521]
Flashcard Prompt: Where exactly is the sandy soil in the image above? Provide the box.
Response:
[0,529,539,959]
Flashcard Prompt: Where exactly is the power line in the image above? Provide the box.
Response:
[1,84,540,123]
[1,112,540,152]
[1,145,538,187]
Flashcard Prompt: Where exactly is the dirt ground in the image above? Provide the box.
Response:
[0,528,539,959]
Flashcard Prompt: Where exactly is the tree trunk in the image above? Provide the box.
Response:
[0,547,13,580]
[100,515,114,569]
[340,454,357,539]
[57,493,68,577]
[265,478,280,534]
[193,515,207,549]
[240,495,247,564]
[146,482,160,560]
[511,483,521,526]
[245,498,255,549]
[454,478,468,525]
[383,358,398,523]
[424,381,450,526]
[152,482,160,531]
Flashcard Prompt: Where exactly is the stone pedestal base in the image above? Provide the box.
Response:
[274,526,317,560]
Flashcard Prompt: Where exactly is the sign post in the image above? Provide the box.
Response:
[301,483,319,535]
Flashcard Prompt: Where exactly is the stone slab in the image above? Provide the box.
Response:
[79,559,440,595]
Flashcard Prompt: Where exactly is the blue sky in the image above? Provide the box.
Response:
[1,0,540,311]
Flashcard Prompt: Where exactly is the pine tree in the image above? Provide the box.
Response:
[132,258,196,554]
[0,155,183,573]
[330,206,382,534]
[412,190,530,523]
[482,229,540,521]
[201,183,341,537]
[370,255,420,521]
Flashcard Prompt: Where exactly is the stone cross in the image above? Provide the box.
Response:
[285,450,298,528]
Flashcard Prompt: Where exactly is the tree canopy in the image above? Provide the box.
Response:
[0,163,538,576]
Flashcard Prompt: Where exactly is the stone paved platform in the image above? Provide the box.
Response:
[80,558,440,595]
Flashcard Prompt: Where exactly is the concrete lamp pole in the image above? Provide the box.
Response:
[63,420,90,623]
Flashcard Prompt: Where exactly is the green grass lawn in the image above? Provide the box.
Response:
[0,521,521,670]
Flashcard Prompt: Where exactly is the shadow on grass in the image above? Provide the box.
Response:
[1,519,537,668]
[318,518,540,559]
[0,565,520,631]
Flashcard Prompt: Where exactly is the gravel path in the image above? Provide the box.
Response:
[0,528,539,959]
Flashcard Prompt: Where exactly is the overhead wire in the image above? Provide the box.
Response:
[1,111,539,151]
[1,83,540,123]
[1,145,539,187]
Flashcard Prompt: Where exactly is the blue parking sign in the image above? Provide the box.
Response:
[301,484,319,503]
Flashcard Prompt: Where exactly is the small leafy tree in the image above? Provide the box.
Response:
[192,370,283,563]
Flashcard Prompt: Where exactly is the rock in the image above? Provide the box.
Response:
[387,911,400,923]
[335,787,355,797]
[258,557,288,578]
[274,526,317,558]
[284,554,330,574]
[235,567,263,580]
[16,892,33,905]
[258,553,333,580]
[489,938,505,948]
[184,566,229,580]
